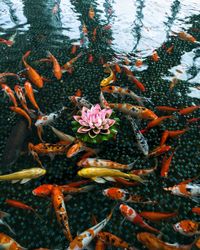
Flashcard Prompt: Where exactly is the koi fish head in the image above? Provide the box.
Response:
[140,108,158,120]
[173,220,199,235]
[66,141,85,158]
[32,184,53,197]
[103,188,128,201]
[101,86,114,93]
[119,204,136,220]
[77,158,87,167]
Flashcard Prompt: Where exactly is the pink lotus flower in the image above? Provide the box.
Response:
[73,104,116,138]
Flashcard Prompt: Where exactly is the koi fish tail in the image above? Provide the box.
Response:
[37,126,44,142]
[141,222,160,233]
[127,158,139,170]
[191,196,200,203]
[32,209,43,221]
[128,173,146,183]
[2,219,16,234]
[79,185,95,193]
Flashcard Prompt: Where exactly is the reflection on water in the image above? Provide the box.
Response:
[0,0,199,249]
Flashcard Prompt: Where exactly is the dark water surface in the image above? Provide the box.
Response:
[0,0,199,249]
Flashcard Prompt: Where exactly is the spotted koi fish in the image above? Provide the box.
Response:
[0,232,27,250]
[173,220,200,236]
[68,96,92,109]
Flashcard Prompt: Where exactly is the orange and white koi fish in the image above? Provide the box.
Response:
[108,103,158,120]
[14,85,28,111]
[135,59,143,67]
[137,232,197,250]
[120,204,160,233]
[103,188,155,204]
[67,140,96,158]
[1,84,18,107]
[47,51,62,80]
[77,158,135,170]
[173,220,200,236]
[24,81,40,111]
[163,178,200,202]
[148,144,171,157]
[156,106,180,112]
[61,52,82,72]
[35,107,66,127]
[22,51,44,88]
[0,232,27,250]
[0,38,14,47]
[191,207,200,215]
[99,91,110,109]
[101,85,152,106]
[179,105,200,115]
[100,67,116,87]
[140,211,178,222]
[174,31,199,44]
[126,116,149,156]
[160,149,176,177]
[160,129,188,146]
[88,6,95,19]
[97,231,137,250]
[151,51,160,62]
[10,106,32,128]
[67,211,113,250]
[82,23,88,34]
[130,160,158,176]
[0,211,15,234]
[69,95,92,109]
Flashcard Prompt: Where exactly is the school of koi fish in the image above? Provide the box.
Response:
[0,2,199,250]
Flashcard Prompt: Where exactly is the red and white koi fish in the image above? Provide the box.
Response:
[67,211,113,250]
[0,233,27,250]
[119,204,160,233]
[77,158,135,170]
[101,85,152,106]
[1,84,18,107]
[163,178,200,202]
[108,103,158,120]
[67,140,97,158]
[0,32,17,47]
[14,85,28,111]
[173,220,200,236]
[151,51,160,62]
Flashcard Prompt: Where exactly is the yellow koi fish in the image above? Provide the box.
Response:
[100,67,116,87]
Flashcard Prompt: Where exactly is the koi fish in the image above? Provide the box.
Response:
[71,44,78,54]
[179,105,200,115]
[1,84,18,107]
[160,129,187,146]
[101,85,151,106]
[47,51,62,80]
[187,117,200,123]
[10,106,32,128]
[88,6,95,19]
[77,158,136,170]
[0,211,15,234]
[163,178,200,202]
[95,239,106,250]
[67,140,96,158]
[148,144,171,157]
[166,45,174,54]
[137,232,196,250]
[169,77,179,91]
[22,51,43,88]
[14,85,28,111]
[62,52,82,72]
[119,204,160,233]
[68,96,92,109]
[0,72,20,80]
[82,23,88,34]
[175,31,199,43]
[50,126,76,144]
[113,177,139,187]
[97,231,137,250]
[135,59,143,67]
[99,91,110,109]
[122,66,146,92]
[173,220,200,236]
[130,160,158,176]
[0,167,46,184]
[88,54,93,63]
[24,81,40,111]
[77,167,145,183]
[191,207,200,215]
[108,103,158,120]
[0,37,14,47]
[0,232,27,250]
[67,211,113,250]
[126,116,149,156]
[151,51,160,62]
[156,106,180,112]
[100,67,116,87]
[160,149,176,177]
[142,115,173,133]
[35,107,66,127]
[103,188,155,204]
[139,211,178,222]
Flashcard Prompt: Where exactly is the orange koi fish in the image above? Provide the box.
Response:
[82,23,88,34]
[135,59,143,67]
[156,106,180,112]
[130,161,158,176]
[166,44,174,54]
[179,105,200,115]
[113,177,139,187]
[169,77,179,91]
[71,44,78,54]
[114,63,121,73]
[108,103,158,120]
[173,220,200,236]
[137,232,197,250]
[22,51,44,88]
[1,84,18,107]
[103,188,155,204]
[187,117,200,123]
[160,129,188,146]
[10,106,31,128]
[101,85,151,106]
[62,52,82,72]
[163,178,200,202]
[160,149,176,177]
[67,140,96,158]
[151,51,160,62]
[148,144,171,157]
[120,204,160,233]
[88,6,95,19]
[14,85,28,111]
[88,54,93,63]
[139,211,178,221]
[95,239,106,250]
[47,51,62,80]
[191,207,200,215]
[77,158,135,170]
[24,81,40,111]
[176,31,198,43]
[142,115,173,133]
[0,233,27,250]
[97,232,136,250]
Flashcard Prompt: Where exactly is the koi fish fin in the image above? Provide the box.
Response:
[20,178,31,184]
[64,195,73,203]
[127,158,139,170]
[91,177,106,183]
[0,219,16,234]
[48,153,55,161]
[190,196,200,203]
[103,177,116,182]
[79,185,95,192]
[11,180,20,184]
